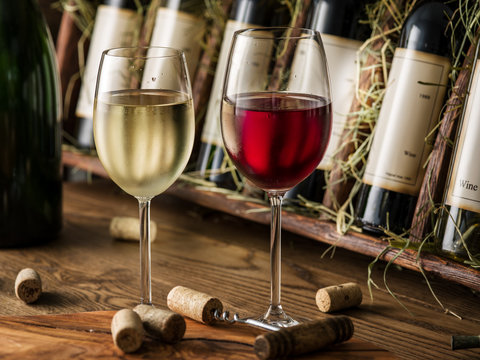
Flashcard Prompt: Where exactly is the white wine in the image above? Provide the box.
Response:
[94,89,194,198]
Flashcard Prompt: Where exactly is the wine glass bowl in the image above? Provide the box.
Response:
[222,92,331,192]
[93,47,195,304]
[221,27,332,326]
[95,88,194,198]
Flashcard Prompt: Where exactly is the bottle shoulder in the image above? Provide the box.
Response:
[306,0,369,41]
[163,0,205,15]
[102,0,141,10]
[229,0,290,26]
[399,1,454,57]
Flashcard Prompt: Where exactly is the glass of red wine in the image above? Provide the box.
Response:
[221,27,332,327]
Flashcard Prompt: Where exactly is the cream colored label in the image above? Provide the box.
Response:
[446,60,480,213]
[320,34,362,170]
[76,5,139,119]
[289,37,326,96]
[363,48,450,195]
[148,7,205,79]
[201,20,258,145]
[224,31,273,95]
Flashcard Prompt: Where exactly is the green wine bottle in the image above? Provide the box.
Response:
[0,0,62,247]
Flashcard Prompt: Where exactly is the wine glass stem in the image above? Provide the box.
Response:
[268,192,284,309]
[138,197,152,305]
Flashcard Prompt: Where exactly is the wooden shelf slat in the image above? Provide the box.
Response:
[62,150,108,178]
[62,150,480,293]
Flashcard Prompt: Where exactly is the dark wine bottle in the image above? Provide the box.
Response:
[436,39,480,261]
[74,0,142,150]
[148,0,206,81]
[196,0,290,189]
[0,0,62,247]
[286,0,369,201]
[355,1,453,235]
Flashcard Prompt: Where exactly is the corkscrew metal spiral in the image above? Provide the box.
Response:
[213,309,280,331]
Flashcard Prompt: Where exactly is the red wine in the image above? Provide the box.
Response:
[221,92,332,192]
[355,1,454,235]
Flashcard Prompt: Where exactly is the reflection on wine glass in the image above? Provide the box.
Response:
[221,27,332,326]
[93,47,195,304]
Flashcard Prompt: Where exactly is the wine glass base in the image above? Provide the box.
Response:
[257,305,299,328]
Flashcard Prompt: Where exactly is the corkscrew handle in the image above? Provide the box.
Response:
[451,335,480,350]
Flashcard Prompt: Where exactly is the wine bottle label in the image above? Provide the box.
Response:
[317,35,362,170]
[148,7,205,80]
[224,31,273,95]
[446,60,480,213]
[201,20,259,145]
[319,35,362,170]
[363,48,450,195]
[76,5,139,120]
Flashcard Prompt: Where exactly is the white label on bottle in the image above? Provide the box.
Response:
[323,35,363,170]
[76,5,139,119]
[363,48,450,196]
[320,35,361,170]
[446,60,480,213]
[289,37,326,95]
[201,20,258,145]
[148,7,205,80]
[224,31,273,96]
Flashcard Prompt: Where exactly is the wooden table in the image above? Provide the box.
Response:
[0,181,478,359]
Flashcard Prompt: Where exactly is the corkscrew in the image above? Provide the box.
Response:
[213,309,280,332]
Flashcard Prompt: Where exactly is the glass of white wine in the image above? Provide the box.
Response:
[93,47,195,305]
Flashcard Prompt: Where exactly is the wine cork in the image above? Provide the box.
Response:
[133,304,186,343]
[15,268,42,303]
[254,316,354,360]
[315,282,362,313]
[109,216,157,242]
[167,286,223,324]
[111,309,144,353]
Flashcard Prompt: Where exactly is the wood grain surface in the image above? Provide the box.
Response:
[168,184,480,293]
[62,151,480,293]
[0,181,478,359]
[0,311,393,359]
